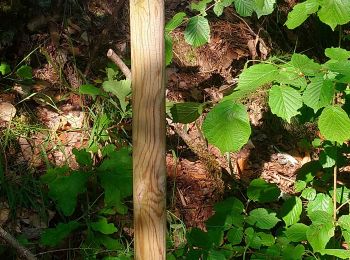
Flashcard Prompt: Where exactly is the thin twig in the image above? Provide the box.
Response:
[0,226,37,260]
[334,163,338,221]
[107,49,131,80]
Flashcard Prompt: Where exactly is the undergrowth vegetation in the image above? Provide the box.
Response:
[1,0,350,259]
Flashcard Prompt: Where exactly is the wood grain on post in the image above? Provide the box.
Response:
[130,0,166,259]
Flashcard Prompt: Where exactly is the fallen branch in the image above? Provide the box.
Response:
[107,49,131,80]
[0,226,37,260]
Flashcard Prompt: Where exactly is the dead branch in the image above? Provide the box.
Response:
[107,49,131,80]
[0,226,37,260]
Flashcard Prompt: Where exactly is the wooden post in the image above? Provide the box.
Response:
[130,0,166,259]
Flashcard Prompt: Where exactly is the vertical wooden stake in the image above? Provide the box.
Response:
[130,0,166,259]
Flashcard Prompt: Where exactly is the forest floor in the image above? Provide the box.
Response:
[0,0,343,257]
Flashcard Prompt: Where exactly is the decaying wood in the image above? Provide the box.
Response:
[130,0,166,259]
[0,226,37,260]
[107,49,131,79]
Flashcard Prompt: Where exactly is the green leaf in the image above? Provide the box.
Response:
[330,186,350,204]
[268,85,302,123]
[166,12,186,32]
[187,228,223,249]
[96,233,123,250]
[213,197,244,214]
[170,102,203,123]
[165,34,173,66]
[40,221,81,247]
[325,47,350,61]
[190,0,212,15]
[301,187,317,201]
[319,249,350,259]
[90,217,118,235]
[103,79,131,112]
[318,106,350,143]
[234,0,255,17]
[184,16,210,47]
[203,101,251,152]
[98,148,132,214]
[285,223,308,242]
[0,62,10,75]
[307,211,334,251]
[72,148,92,167]
[302,77,334,113]
[213,0,234,16]
[319,146,337,168]
[282,244,305,260]
[247,178,280,203]
[294,180,306,192]
[280,196,303,226]
[254,0,276,18]
[43,170,89,216]
[317,0,350,30]
[307,193,333,216]
[16,65,32,79]
[291,53,322,76]
[339,215,350,230]
[207,250,226,260]
[79,84,104,97]
[257,232,275,246]
[246,208,280,229]
[245,227,262,249]
[274,65,307,89]
[227,227,243,245]
[327,60,350,76]
[285,0,319,29]
[236,64,278,93]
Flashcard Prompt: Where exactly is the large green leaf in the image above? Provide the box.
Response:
[317,0,350,30]
[79,84,104,97]
[319,146,337,168]
[90,217,118,235]
[244,227,262,249]
[184,16,210,47]
[236,64,278,93]
[307,211,334,252]
[285,0,319,29]
[301,187,317,201]
[227,227,243,245]
[319,249,350,259]
[42,170,89,216]
[291,53,322,76]
[254,0,276,18]
[325,47,350,61]
[40,221,81,247]
[170,102,204,123]
[103,79,131,112]
[203,101,251,152]
[247,178,280,203]
[285,223,308,242]
[274,65,307,89]
[246,208,280,229]
[302,77,334,113]
[268,85,302,123]
[327,60,350,75]
[234,0,255,17]
[280,196,302,226]
[98,148,132,214]
[165,12,186,32]
[307,193,333,216]
[318,106,350,143]
[330,186,350,204]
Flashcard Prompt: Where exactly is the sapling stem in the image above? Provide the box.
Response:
[333,162,338,221]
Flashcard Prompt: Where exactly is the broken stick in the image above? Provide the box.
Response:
[0,226,37,260]
[107,49,131,80]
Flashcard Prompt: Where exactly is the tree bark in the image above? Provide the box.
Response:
[130,0,166,259]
